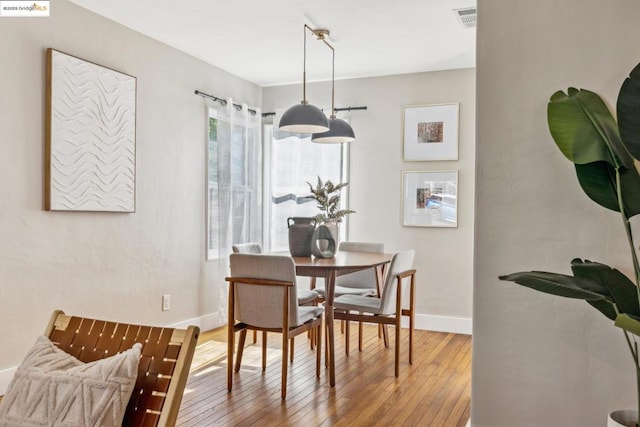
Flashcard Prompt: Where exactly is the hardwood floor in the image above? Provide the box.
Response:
[176,322,471,427]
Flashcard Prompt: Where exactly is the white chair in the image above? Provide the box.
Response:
[226,254,323,399]
[232,242,320,355]
[333,250,416,377]
[232,242,318,306]
[312,241,385,300]
[311,241,385,352]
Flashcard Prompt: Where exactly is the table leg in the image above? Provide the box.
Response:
[325,269,336,387]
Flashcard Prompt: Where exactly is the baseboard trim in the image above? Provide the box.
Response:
[403,313,472,335]
[169,311,223,332]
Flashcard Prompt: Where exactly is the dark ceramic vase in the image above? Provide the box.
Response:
[287,217,316,257]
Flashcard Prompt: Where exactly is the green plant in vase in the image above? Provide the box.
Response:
[306,176,355,224]
[500,63,640,427]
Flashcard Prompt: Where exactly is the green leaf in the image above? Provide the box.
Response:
[499,271,610,300]
[574,162,640,218]
[548,88,632,168]
[617,63,640,160]
[615,313,640,336]
[570,259,640,316]
[574,161,618,211]
[587,299,618,321]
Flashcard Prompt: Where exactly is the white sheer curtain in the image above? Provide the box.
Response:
[210,98,262,258]
[263,110,348,252]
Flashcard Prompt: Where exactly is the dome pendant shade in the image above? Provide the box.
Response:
[279,103,330,133]
[311,117,355,143]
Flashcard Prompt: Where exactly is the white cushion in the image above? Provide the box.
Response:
[298,306,324,324]
[297,289,319,305]
[315,285,376,298]
[0,336,141,427]
[334,294,383,314]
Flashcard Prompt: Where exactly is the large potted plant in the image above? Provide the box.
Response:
[500,63,640,427]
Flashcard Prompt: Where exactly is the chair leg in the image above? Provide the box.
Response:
[325,320,329,368]
[227,326,234,392]
[409,312,414,365]
[227,287,235,393]
[316,322,322,377]
[234,329,247,373]
[282,332,289,400]
[253,330,257,344]
[409,273,416,365]
[395,321,401,377]
[358,321,363,352]
[382,325,390,348]
[290,337,295,362]
[309,328,315,350]
[344,313,350,356]
[262,331,268,371]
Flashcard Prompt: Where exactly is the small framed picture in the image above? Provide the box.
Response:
[402,170,458,227]
[403,103,459,161]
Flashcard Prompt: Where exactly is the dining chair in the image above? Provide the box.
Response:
[226,254,323,399]
[232,242,319,354]
[333,250,416,377]
[311,241,385,352]
[312,241,385,300]
[232,242,318,305]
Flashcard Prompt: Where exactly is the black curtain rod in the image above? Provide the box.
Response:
[262,106,367,118]
[194,90,260,116]
[196,89,367,118]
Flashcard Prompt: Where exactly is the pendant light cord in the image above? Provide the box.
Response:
[325,39,336,119]
[302,25,308,104]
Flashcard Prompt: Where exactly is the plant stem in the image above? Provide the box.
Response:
[634,338,640,427]
[616,169,640,304]
[616,169,640,426]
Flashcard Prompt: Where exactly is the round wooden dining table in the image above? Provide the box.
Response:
[291,251,393,387]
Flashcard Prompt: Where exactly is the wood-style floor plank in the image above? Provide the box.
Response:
[177,322,471,427]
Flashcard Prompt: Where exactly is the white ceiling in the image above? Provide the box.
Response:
[68,0,476,87]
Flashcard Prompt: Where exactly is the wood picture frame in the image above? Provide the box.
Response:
[403,103,459,161]
[402,170,458,227]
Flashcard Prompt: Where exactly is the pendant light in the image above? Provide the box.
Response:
[311,30,356,143]
[279,25,330,134]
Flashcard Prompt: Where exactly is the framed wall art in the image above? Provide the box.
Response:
[46,48,136,212]
[402,170,458,227]
[403,103,459,161]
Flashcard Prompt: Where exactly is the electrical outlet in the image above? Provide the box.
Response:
[162,294,171,311]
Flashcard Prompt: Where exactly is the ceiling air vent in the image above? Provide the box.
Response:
[454,7,477,28]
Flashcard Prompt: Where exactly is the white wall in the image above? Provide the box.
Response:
[0,0,260,378]
[263,69,476,331]
[473,0,640,425]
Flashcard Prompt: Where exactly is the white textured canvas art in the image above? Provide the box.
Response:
[46,49,136,212]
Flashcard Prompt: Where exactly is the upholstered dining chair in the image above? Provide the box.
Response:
[232,242,318,306]
[333,250,416,377]
[311,241,385,352]
[312,241,385,300]
[226,254,323,399]
[232,242,319,353]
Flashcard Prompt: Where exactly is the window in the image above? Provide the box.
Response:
[207,105,262,259]
[263,123,349,252]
